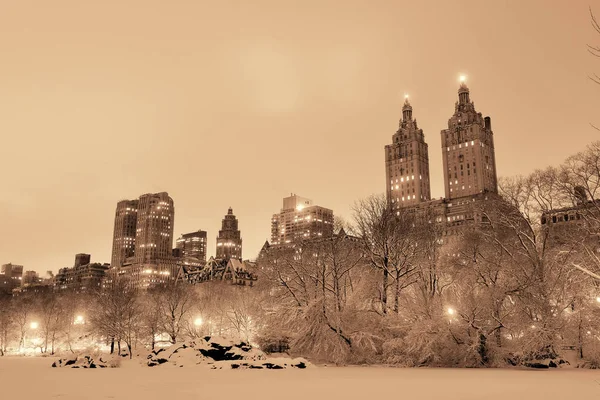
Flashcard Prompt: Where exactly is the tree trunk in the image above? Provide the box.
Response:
[394,273,400,314]
[110,338,115,354]
[578,312,584,359]
[382,267,389,314]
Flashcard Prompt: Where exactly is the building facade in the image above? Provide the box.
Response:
[216,208,242,261]
[385,98,432,209]
[110,199,138,268]
[270,194,334,245]
[176,230,207,264]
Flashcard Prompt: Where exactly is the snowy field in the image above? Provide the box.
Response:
[2,357,600,400]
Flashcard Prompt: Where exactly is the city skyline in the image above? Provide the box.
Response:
[1,1,599,273]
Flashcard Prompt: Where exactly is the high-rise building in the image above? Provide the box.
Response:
[216,208,242,261]
[385,97,432,209]
[270,194,334,245]
[74,253,91,268]
[110,199,138,268]
[176,230,207,264]
[441,79,498,200]
[134,192,175,265]
[109,192,177,289]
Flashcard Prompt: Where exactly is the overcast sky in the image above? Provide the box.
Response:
[1,0,599,273]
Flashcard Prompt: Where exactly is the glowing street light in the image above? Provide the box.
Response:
[194,317,203,327]
[74,315,84,325]
[447,307,456,316]
[596,296,600,303]
[30,322,39,330]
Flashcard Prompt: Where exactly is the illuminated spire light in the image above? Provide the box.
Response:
[459,75,467,83]
[404,93,409,100]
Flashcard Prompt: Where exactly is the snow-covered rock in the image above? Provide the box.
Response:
[51,355,110,368]
[145,337,301,368]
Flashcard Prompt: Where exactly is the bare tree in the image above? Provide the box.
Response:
[352,194,418,315]
[157,283,196,344]
[0,296,13,355]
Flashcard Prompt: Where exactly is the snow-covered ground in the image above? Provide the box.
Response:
[2,356,600,400]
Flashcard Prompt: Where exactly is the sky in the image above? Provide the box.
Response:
[1,0,599,273]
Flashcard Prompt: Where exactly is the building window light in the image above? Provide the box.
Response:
[471,140,474,145]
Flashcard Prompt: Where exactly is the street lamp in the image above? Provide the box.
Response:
[447,307,456,316]
[194,317,203,327]
[30,322,39,330]
[74,315,84,325]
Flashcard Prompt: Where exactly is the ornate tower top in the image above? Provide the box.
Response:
[458,80,470,105]
[402,96,413,121]
[228,207,233,215]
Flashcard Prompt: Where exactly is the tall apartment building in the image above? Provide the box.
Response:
[441,80,498,200]
[134,192,175,265]
[385,97,432,209]
[270,194,334,245]
[176,230,207,264]
[216,208,242,261]
[110,199,138,268]
[109,192,176,289]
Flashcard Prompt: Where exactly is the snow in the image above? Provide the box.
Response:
[1,356,600,399]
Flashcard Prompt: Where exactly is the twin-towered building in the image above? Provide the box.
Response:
[385,79,499,228]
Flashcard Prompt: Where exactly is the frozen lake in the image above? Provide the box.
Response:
[1,356,600,400]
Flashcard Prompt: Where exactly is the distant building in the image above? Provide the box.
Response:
[55,254,109,292]
[1,263,23,282]
[74,253,91,268]
[110,199,138,268]
[176,230,207,264]
[178,257,257,286]
[21,270,41,286]
[216,208,242,261]
[270,194,334,245]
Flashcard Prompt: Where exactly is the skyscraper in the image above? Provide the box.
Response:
[441,79,498,200]
[134,192,175,265]
[270,194,334,245]
[385,97,432,209]
[176,230,207,264]
[110,199,138,268]
[216,208,242,261]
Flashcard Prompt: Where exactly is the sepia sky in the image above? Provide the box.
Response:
[1,0,599,273]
